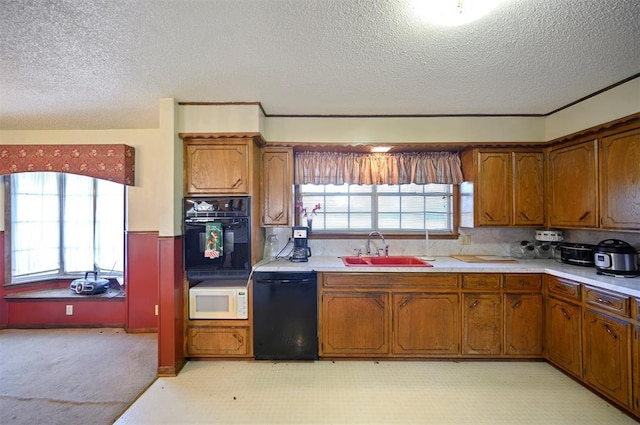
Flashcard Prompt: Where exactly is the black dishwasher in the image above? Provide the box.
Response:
[253,271,318,360]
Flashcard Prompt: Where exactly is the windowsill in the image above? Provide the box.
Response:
[5,287,125,300]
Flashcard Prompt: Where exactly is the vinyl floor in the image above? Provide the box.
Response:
[114,360,637,425]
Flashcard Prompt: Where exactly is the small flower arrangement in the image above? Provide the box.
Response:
[296,200,321,217]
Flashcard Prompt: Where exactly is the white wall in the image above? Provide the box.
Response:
[545,78,640,141]
[263,116,545,143]
[178,104,261,133]
[0,129,161,233]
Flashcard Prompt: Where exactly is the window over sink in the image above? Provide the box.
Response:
[297,183,456,236]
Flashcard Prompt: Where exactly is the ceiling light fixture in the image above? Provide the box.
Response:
[410,0,503,27]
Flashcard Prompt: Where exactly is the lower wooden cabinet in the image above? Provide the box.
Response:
[186,325,251,357]
[462,293,502,355]
[393,293,460,356]
[321,291,390,356]
[545,296,583,378]
[583,309,632,408]
[634,325,640,415]
[504,293,543,356]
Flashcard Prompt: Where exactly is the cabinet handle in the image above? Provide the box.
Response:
[399,299,410,308]
[274,212,284,221]
[484,212,495,221]
[604,323,618,340]
[469,300,479,309]
[595,297,612,305]
[231,178,243,189]
[519,212,531,221]
[512,300,522,309]
[232,333,244,344]
[561,308,571,320]
[578,211,590,221]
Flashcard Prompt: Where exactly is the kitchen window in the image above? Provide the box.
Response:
[6,172,125,283]
[297,183,456,235]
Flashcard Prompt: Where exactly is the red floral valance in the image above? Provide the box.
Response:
[0,144,135,185]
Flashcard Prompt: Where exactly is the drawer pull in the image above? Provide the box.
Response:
[578,211,590,221]
[469,300,479,309]
[512,300,522,309]
[561,308,571,320]
[604,324,618,340]
[519,280,527,286]
[595,297,612,305]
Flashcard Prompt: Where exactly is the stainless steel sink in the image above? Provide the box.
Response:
[341,256,432,267]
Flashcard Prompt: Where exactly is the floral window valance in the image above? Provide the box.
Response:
[294,151,463,185]
[0,144,135,185]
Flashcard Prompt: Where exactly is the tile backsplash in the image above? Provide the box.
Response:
[264,227,640,259]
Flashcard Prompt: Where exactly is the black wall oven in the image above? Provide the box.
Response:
[183,196,251,282]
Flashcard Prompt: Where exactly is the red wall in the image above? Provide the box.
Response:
[126,231,159,331]
[1,231,160,331]
[7,298,125,327]
[157,236,184,376]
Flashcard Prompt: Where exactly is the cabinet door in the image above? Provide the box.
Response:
[185,142,249,194]
[393,293,460,356]
[545,297,582,378]
[600,128,640,230]
[187,326,250,356]
[512,152,545,226]
[462,293,502,355]
[261,149,293,226]
[584,309,632,408]
[634,325,640,416]
[504,293,543,356]
[548,140,598,228]
[321,291,390,356]
[476,152,511,226]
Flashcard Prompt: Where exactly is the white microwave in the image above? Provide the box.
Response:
[189,280,249,320]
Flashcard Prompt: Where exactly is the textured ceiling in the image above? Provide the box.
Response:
[1,0,639,130]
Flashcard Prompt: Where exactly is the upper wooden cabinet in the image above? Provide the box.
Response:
[599,128,640,231]
[460,149,544,227]
[261,148,293,227]
[184,138,255,195]
[547,140,598,228]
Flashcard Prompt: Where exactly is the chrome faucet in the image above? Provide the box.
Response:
[366,231,388,256]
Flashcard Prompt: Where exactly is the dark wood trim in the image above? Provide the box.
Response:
[177,75,638,119]
[545,73,640,116]
[179,132,262,141]
[177,101,267,117]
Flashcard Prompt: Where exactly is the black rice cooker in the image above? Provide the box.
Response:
[594,239,640,277]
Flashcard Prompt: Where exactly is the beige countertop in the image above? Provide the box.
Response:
[254,256,640,298]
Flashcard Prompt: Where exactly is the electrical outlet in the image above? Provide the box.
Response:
[65,305,73,315]
[155,305,159,316]
[460,235,471,245]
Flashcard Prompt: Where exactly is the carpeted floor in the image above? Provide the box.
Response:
[0,328,157,425]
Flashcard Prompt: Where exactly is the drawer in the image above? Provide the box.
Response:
[504,274,542,291]
[546,277,581,301]
[187,326,250,356]
[462,274,501,290]
[584,286,630,318]
[323,273,458,290]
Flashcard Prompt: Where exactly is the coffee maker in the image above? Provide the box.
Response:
[290,226,312,262]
